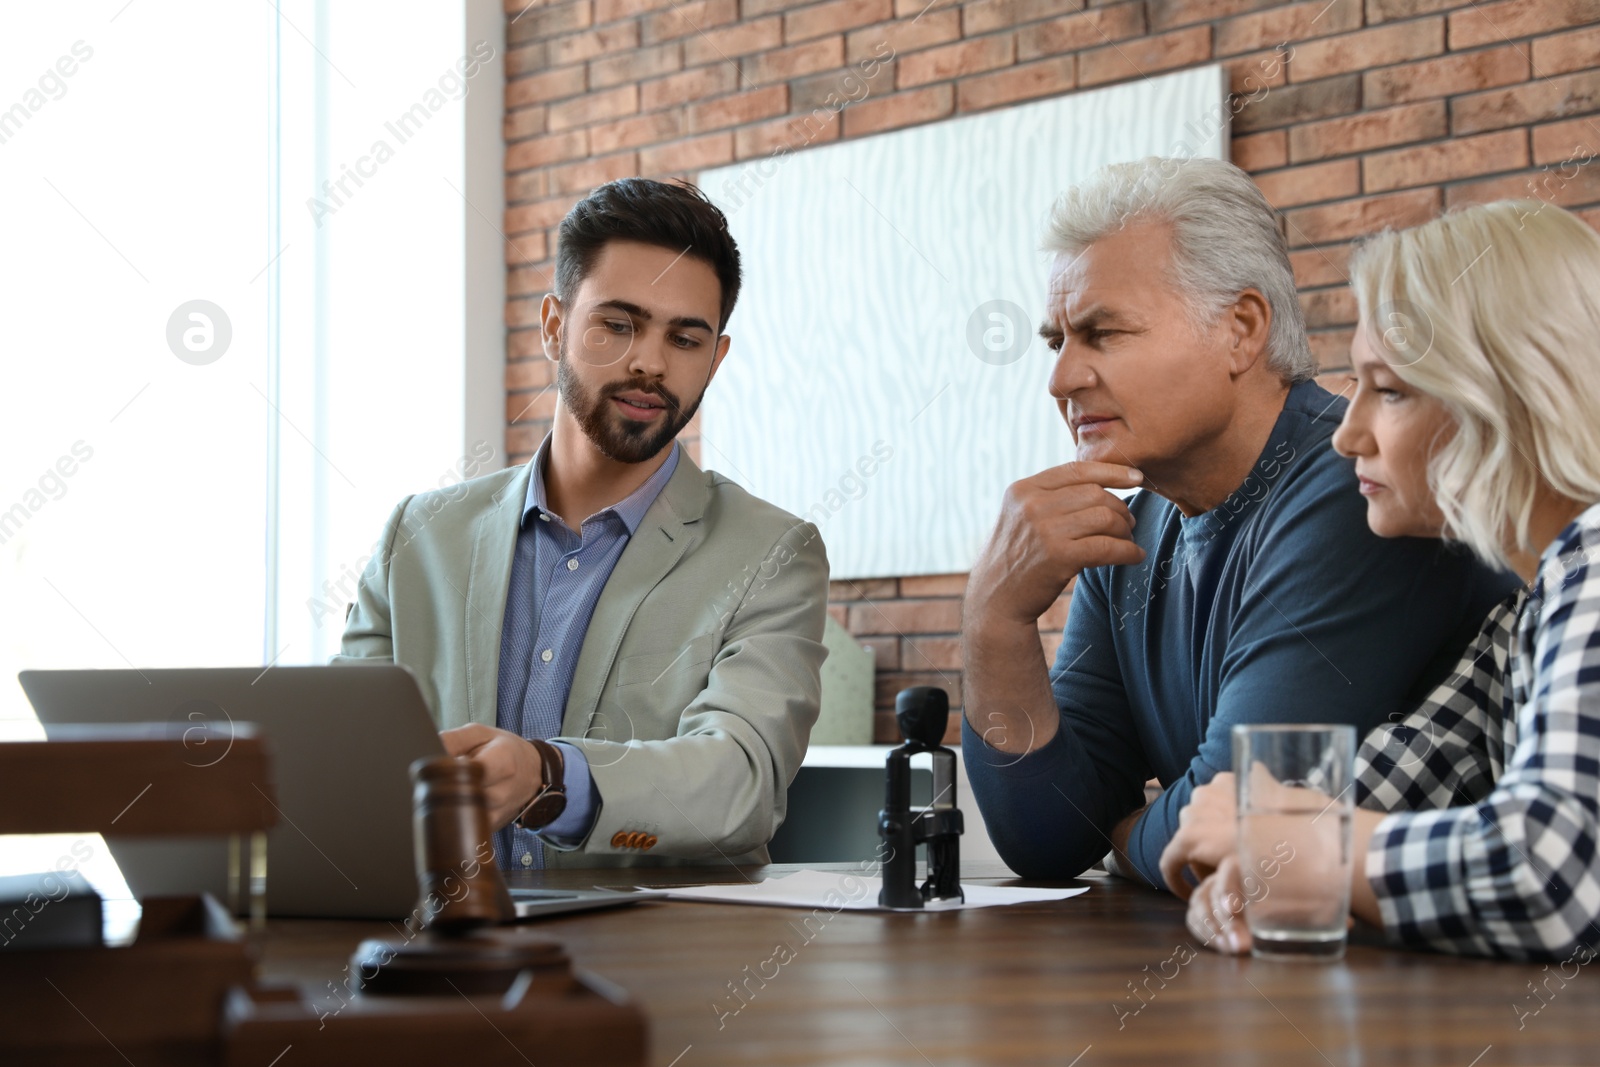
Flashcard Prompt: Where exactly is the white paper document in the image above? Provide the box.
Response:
[650,868,1089,911]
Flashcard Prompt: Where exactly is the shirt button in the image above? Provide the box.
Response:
[567,558,579,571]
[521,853,533,867]
[538,513,550,522]
[540,649,553,663]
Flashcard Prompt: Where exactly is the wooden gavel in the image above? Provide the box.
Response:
[408,755,517,931]
[349,755,565,998]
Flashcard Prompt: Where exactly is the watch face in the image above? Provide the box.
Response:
[522,789,567,829]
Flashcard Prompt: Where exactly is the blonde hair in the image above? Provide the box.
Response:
[1044,156,1315,383]
[1349,201,1600,568]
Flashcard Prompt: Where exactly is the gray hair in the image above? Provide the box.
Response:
[1043,156,1315,383]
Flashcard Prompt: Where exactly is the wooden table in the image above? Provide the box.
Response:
[256,862,1599,1066]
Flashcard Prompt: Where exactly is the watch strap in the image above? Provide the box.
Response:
[513,738,568,832]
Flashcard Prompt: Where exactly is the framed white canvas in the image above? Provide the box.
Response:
[700,65,1230,580]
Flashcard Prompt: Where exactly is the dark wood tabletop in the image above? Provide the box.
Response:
[254,862,1600,1066]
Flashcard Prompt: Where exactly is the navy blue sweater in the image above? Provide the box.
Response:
[963,380,1521,886]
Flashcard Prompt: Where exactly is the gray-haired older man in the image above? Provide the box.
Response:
[960,157,1517,888]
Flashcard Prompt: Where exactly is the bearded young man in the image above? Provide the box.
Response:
[336,178,829,870]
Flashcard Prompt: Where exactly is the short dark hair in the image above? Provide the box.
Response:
[554,178,742,334]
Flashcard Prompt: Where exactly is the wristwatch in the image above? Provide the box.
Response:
[513,738,568,832]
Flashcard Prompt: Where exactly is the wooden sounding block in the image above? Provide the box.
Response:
[222,928,647,1066]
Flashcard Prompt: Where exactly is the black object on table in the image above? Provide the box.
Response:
[878,686,965,909]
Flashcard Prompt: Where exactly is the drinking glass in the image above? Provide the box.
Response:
[1233,724,1356,961]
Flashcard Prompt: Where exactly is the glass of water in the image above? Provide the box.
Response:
[1232,724,1356,961]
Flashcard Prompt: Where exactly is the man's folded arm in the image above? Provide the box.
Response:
[1122,480,1515,886]
[962,573,1151,880]
[562,522,830,858]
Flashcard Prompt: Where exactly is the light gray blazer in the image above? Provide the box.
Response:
[334,451,830,868]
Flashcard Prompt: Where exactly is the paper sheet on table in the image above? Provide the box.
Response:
[648,868,1089,911]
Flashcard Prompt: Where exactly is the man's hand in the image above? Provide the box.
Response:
[962,461,1147,759]
[966,460,1146,626]
[1158,772,1237,898]
[440,724,543,830]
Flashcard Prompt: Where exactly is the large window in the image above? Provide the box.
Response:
[1,3,273,727]
[0,0,505,899]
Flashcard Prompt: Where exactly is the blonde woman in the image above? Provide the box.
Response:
[1159,200,1600,961]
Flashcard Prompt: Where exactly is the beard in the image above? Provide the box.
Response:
[555,342,702,464]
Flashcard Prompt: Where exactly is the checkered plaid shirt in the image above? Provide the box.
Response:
[1355,504,1600,961]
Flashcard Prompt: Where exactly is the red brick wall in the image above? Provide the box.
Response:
[501,0,1600,742]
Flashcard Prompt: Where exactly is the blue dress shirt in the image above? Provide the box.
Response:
[494,437,681,870]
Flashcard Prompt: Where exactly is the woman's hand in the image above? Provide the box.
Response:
[1158,772,1237,898]
[1172,768,1385,954]
[1186,854,1253,955]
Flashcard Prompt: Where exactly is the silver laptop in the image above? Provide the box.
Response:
[19,665,642,922]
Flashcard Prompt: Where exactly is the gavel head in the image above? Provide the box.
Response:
[895,686,949,748]
[409,756,516,933]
